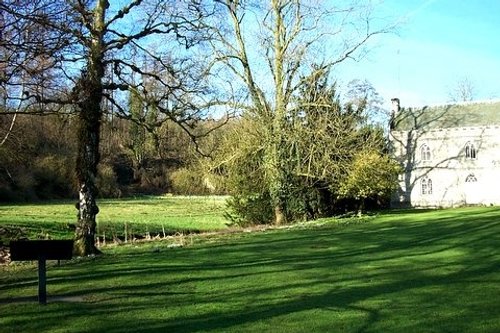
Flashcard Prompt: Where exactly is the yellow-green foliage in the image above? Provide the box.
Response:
[207,116,267,196]
[170,167,210,195]
[338,149,401,200]
[97,164,121,198]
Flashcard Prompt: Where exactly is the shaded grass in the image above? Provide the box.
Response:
[0,196,229,242]
[1,206,500,332]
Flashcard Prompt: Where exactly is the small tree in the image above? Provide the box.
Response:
[345,79,386,126]
[448,76,477,103]
[338,149,401,212]
[128,89,147,171]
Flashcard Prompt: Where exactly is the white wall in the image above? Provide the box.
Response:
[390,126,500,207]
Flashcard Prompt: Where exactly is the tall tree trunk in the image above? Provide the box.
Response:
[270,0,287,226]
[74,94,102,256]
[224,0,286,224]
[73,0,108,256]
[274,200,286,225]
[268,125,288,226]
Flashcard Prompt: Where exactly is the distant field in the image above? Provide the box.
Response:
[0,196,230,242]
[1,206,499,332]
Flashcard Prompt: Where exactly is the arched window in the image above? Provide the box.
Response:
[465,174,477,182]
[465,142,477,159]
[421,144,431,161]
[421,177,433,195]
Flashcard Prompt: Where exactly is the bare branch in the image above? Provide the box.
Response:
[105,0,143,29]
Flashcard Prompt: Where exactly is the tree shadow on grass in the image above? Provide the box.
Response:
[1,210,500,332]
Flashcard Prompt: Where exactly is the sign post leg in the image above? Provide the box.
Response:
[38,258,47,305]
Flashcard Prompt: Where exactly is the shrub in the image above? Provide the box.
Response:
[225,193,274,227]
[169,167,210,195]
[33,155,75,199]
[97,164,122,198]
[0,169,37,201]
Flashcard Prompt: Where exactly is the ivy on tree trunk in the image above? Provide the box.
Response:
[74,102,102,255]
[73,0,107,256]
[74,70,103,256]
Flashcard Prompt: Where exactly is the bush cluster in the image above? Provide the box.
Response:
[0,114,221,201]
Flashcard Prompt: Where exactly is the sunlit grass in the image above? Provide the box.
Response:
[0,196,230,242]
[1,206,500,332]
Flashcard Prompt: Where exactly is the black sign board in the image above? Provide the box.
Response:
[10,240,74,261]
[9,240,74,304]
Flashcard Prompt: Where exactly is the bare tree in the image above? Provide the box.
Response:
[0,0,216,255]
[448,76,477,103]
[345,79,387,126]
[205,0,393,224]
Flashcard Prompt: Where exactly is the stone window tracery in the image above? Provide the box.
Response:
[465,174,477,182]
[421,144,431,161]
[421,177,432,195]
[465,142,477,159]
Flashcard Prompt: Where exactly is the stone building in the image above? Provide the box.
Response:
[389,98,500,208]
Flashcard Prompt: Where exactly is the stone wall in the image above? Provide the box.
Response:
[390,125,500,208]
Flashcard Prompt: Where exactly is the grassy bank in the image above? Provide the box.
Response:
[0,196,230,243]
[1,206,500,332]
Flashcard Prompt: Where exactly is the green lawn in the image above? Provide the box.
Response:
[1,206,500,332]
[0,196,229,243]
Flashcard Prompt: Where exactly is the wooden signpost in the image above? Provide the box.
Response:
[9,240,74,305]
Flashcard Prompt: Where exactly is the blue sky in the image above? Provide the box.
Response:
[337,0,500,107]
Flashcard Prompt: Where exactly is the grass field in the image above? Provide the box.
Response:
[0,196,230,243]
[1,204,500,332]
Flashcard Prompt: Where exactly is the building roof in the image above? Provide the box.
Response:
[391,100,500,131]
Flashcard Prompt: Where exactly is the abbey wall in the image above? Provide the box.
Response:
[389,99,500,208]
